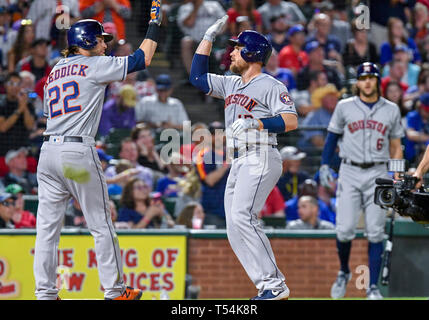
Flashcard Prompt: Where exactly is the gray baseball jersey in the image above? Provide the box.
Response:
[35,54,129,300]
[328,96,404,162]
[327,96,404,243]
[206,72,296,295]
[43,55,128,137]
[207,73,297,146]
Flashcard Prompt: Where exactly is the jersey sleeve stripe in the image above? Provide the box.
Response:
[122,57,128,81]
[207,73,214,96]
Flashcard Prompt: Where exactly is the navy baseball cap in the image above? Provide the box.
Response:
[97,149,113,162]
[419,93,429,110]
[155,74,172,90]
[305,40,322,53]
[287,25,305,38]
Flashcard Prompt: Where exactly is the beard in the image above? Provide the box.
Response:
[230,61,248,75]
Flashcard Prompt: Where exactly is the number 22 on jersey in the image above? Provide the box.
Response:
[48,80,81,118]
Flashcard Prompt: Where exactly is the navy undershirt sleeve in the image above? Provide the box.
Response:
[260,114,286,133]
[189,53,210,94]
[321,131,341,165]
[127,49,146,74]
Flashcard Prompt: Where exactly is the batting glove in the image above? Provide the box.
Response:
[319,164,334,188]
[150,0,162,26]
[231,118,260,138]
[203,15,228,42]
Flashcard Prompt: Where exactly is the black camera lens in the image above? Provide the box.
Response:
[379,188,395,206]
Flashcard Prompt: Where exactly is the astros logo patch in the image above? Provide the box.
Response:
[280,92,293,105]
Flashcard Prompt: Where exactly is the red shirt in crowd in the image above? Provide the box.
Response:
[227,8,262,29]
[259,186,285,218]
[13,210,36,229]
[381,76,409,96]
[278,45,309,74]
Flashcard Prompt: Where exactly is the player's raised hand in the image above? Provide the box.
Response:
[150,0,162,26]
[231,118,261,137]
[203,15,228,42]
[319,164,334,188]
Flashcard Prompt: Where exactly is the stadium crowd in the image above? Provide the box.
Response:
[0,0,428,231]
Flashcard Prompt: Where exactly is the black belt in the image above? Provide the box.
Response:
[342,159,386,169]
[43,135,83,143]
[232,145,276,159]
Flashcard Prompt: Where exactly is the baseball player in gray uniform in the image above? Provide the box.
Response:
[189,16,298,300]
[319,62,404,300]
[33,1,162,300]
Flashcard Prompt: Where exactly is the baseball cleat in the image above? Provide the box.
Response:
[330,271,351,299]
[251,287,290,300]
[366,285,383,300]
[107,287,143,300]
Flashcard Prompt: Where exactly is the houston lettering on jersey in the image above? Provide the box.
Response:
[45,64,89,87]
[224,93,258,111]
[348,119,387,135]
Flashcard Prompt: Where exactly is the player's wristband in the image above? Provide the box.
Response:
[259,115,286,133]
[145,22,160,42]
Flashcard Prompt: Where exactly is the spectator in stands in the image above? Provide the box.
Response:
[19,70,42,115]
[381,59,409,96]
[409,2,429,51]
[7,19,34,73]
[292,70,328,118]
[285,178,336,224]
[177,0,226,75]
[277,146,309,201]
[155,152,188,198]
[226,0,263,36]
[405,67,429,109]
[176,201,205,229]
[17,38,51,82]
[117,177,175,229]
[131,124,166,173]
[257,0,306,33]
[3,147,37,194]
[404,93,429,164]
[381,45,421,87]
[195,121,229,228]
[0,72,35,156]
[105,159,139,196]
[306,13,342,55]
[420,33,429,64]
[286,195,335,230]
[174,166,202,217]
[342,19,378,70]
[384,81,409,126]
[263,49,296,91]
[380,17,422,66]
[0,192,16,228]
[316,0,351,53]
[259,185,285,218]
[5,183,36,228]
[98,84,137,137]
[299,83,340,149]
[79,0,131,41]
[278,24,308,76]
[368,0,415,52]
[0,6,18,69]
[105,138,154,189]
[135,74,189,130]
[296,40,343,91]
[265,12,289,53]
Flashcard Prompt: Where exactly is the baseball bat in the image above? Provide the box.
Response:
[381,211,395,286]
